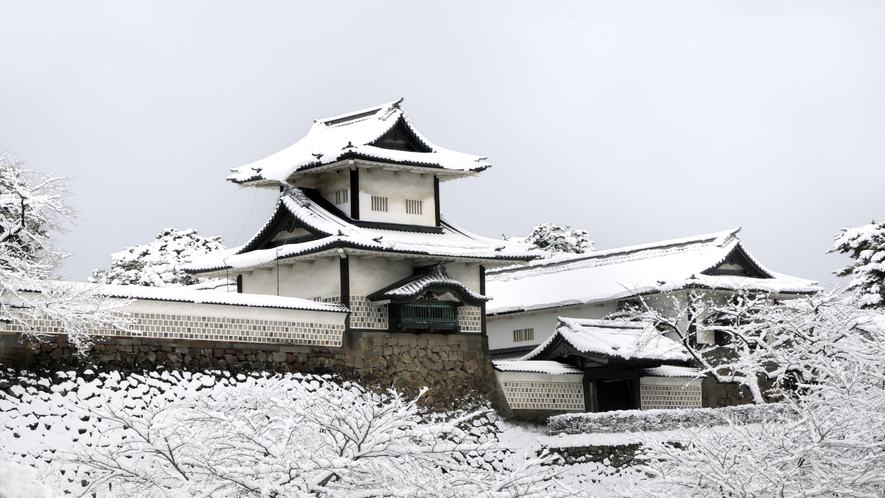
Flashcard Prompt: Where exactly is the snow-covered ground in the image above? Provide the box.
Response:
[0,458,60,498]
[0,369,656,496]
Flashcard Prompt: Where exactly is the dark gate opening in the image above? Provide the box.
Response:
[597,379,633,412]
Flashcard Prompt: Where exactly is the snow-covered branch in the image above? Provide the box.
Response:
[0,151,128,354]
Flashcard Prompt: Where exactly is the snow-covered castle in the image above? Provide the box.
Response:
[0,100,820,417]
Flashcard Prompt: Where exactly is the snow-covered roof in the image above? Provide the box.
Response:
[487,228,821,315]
[522,317,690,364]
[227,99,491,185]
[185,186,541,273]
[493,360,583,375]
[87,282,349,313]
[641,366,703,378]
[366,263,490,305]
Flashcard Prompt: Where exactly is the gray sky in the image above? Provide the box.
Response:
[1,1,883,288]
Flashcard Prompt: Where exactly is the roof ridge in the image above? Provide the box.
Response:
[488,228,740,277]
[315,99,402,126]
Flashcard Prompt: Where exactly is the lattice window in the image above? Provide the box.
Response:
[513,328,534,342]
[334,189,349,205]
[371,196,388,212]
[406,199,422,215]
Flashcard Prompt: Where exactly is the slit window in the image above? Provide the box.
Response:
[334,189,349,205]
[513,328,534,342]
[406,199,423,215]
[371,196,388,212]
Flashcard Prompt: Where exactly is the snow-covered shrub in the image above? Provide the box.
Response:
[548,403,794,435]
[831,220,885,308]
[0,370,577,497]
[520,223,594,254]
[90,228,225,287]
[0,151,126,354]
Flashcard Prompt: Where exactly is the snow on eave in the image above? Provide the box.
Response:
[486,275,821,317]
[188,188,540,274]
[89,283,349,313]
[366,264,491,304]
[641,366,703,378]
[520,317,689,363]
[227,100,492,185]
[492,360,583,375]
[487,228,740,278]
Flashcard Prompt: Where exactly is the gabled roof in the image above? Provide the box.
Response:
[521,317,690,365]
[227,99,491,186]
[366,264,490,306]
[486,228,821,316]
[184,186,542,274]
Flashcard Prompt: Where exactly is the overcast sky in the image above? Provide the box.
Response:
[1,1,883,288]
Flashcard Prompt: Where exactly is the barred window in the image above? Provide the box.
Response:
[406,199,422,215]
[371,196,388,212]
[513,328,534,342]
[334,189,349,205]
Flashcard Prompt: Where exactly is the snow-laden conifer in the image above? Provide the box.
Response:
[831,220,885,308]
[508,223,594,254]
[90,228,225,287]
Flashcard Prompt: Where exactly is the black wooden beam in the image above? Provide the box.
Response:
[350,168,360,220]
[434,176,441,226]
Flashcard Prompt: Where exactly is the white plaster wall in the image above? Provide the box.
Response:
[487,302,617,351]
[239,258,340,300]
[441,263,482,293]
[289,170,352,216]
[357,169,435,226]
[348,258,413,296]
[315,170,352,215]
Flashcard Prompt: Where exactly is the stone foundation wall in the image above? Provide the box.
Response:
[0,329,509,414]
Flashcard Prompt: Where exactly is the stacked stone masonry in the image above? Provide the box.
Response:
[499,380,584,411]
[0,329,508,414]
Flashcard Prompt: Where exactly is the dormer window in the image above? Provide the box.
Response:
[367,264,491,334]
[702,247,773,278]
[334,189,349,205]
[371,196,388,212]
[370,119,433,152]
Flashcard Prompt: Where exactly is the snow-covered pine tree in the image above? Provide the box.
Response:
[831,220,885,308]
[524,223,594,254]
[0,151,125,353]
[90,228,225,287]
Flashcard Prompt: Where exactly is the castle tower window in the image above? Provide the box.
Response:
[406,199,423,215]
[513,328,534,342]
[371,196,388,212]
[334,189,349,205]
